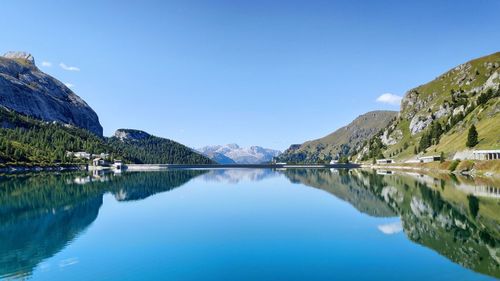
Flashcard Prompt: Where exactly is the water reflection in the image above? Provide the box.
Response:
[0,170,206,279]
[282,169,397,217]
[0,169,498,279]
[200,168,278,184]
[281,169,500,278]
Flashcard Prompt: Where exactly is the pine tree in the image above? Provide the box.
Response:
[466,125,479,148]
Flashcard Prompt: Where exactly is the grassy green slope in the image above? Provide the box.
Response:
[277,110,397,163]
[356,52,500,162]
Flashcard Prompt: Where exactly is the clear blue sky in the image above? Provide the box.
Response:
[1,0,499,150]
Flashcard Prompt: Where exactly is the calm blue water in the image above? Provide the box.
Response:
[0,169,499,280]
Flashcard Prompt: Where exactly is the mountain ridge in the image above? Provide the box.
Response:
[277,110,398,163]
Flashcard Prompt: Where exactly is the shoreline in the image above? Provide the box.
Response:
[362,160,500,178]
[0,163,360,174]
[1,161,497,178]
[0,164,86,173]
[123,163,360,171]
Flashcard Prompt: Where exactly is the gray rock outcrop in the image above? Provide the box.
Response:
[114,129,151,141]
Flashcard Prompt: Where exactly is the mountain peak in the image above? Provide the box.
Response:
[3,51,35,66]
[226,143,240,149]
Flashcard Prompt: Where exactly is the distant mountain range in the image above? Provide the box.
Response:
[197,144,281,164]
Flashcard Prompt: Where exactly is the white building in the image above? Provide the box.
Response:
[113,160,123,170]
[92,158,109,167]
[376,159,394,164]
[471,150,500,160]
[418,155,441,163]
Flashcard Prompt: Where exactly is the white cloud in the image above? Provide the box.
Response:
[41,61,52,67]
[64,83,74,88]
[376,93,402,106]
[59,62,80,71]
[378,222,403,235]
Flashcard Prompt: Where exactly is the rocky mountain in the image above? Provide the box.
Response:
[197,144,281,164]
[0,51,103,136]
[109,129,214,164]
[356,52,500,162]
[276,111,397,164]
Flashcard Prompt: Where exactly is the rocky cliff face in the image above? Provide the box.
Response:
[0,52,103,136]
[400,53,500,136]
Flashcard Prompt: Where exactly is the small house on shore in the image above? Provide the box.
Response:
[376,159,394,164]
[418,155,441,163]
[472,150,500,160]
[113,160,123,170]
[92,158,109,167]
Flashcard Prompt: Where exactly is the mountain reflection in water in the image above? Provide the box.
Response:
[0,168,498,279]
[0,170,207,279]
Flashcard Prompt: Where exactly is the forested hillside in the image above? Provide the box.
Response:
[0,108,214,165]
[107,129,214,165]
[0,107,111,165]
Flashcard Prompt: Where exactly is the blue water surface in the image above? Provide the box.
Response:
[0,169,498,280]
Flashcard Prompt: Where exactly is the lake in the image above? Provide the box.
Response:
[0,168,499,280]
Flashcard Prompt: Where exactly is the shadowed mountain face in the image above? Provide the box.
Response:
[0,170,206,279]
[0,52,103,136]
